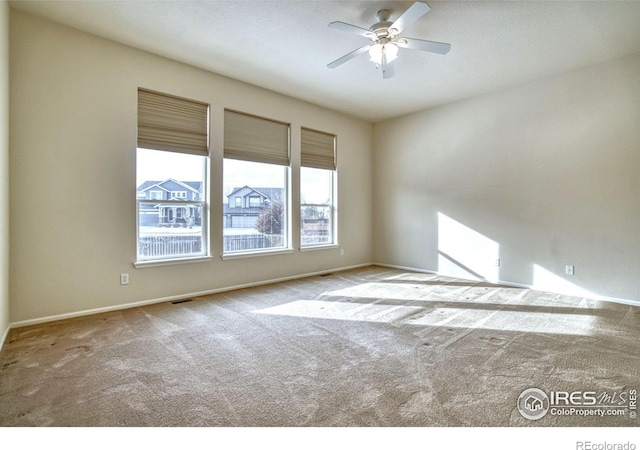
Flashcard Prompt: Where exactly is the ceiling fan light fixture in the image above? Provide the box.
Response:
[327,2,450,78]
[368,42,398,65]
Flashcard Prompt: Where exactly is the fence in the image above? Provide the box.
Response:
[223,234,284,253]
[301,233,331,246]
[138,235,202,258]
[138,233,285,258]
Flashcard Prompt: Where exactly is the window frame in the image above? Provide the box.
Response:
[300,127,338,250]
[222,109,292,258]
[300,167,338,250]
[135,88,211,267]
[221,159,292,259]
[135,151,210,266]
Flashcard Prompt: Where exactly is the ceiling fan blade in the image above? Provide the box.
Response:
[327,45,371,69]
[389,2,431,35]
[397,37,451,55]
[329,21,375,39]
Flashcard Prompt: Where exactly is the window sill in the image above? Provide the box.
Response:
[221,248,294,260]
[300,244,339,252]
[134,256,214,269]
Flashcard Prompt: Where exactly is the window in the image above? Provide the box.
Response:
[136,88,209,263]
[223,110,290,255]
[171,191,187,199]
[137,150,207,262]
[249,196,261,207]
[149,190,164,200]
[301,167,335,246]
[300,128,337,247]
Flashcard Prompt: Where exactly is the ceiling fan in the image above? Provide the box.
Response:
[327,1,451,79]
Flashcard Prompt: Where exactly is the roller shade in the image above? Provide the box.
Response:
[224,110,290,166]
[138,88,209,156]
[301,127,336,170]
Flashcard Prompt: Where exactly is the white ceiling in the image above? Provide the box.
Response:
[9,0,640,122]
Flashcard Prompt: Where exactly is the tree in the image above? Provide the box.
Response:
[302,205,321,220]
[255,201,284,235]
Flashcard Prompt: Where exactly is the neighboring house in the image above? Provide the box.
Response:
[138,181,329,238]
[224,186,283,229]
[137,179,203,227]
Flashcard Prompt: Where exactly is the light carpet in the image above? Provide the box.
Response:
[1,266,638,426]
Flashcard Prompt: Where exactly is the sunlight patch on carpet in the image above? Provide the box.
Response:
[406,307,597,336]
[255,299,597,335]
[324,282,598,310]
[255,300,423,324]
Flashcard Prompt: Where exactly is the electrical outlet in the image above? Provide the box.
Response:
[120,273,129,285]
[565,265,574,276]
[494,258,501,267]
[340,248,344,256]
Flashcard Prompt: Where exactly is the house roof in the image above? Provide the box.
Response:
[137,179,202,193]
[228,186,284,201]
[11,1,640,122]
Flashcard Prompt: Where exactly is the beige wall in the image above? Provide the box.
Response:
[7,8,640,328]
[373,51,640,303]
[0,1,9,343]
[9,11,373,324]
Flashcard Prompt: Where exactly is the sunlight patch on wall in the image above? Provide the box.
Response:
[438,213,500,282]
[533,264,593,298]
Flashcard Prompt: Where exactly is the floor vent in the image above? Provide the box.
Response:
[170,298,194,305]
[320,273,334,277]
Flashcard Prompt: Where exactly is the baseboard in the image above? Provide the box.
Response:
[373,263,439,276]
[374,262,640,308]
[0,322,10,353]
[9,262,373,329]
[10,261,638,330]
